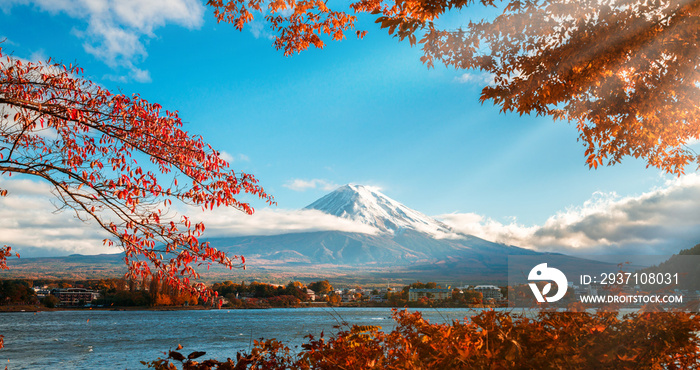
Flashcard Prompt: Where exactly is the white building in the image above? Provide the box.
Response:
[474,285,503,300]
[306,289,316,301]
[408,288,452,301]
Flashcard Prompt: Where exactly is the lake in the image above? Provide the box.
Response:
[0,307,499,369]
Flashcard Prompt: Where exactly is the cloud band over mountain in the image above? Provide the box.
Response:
[2,175,700,257]
[437,174,700,255]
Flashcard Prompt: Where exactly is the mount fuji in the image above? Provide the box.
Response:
[207,184,543,281]
[305,184,454,238]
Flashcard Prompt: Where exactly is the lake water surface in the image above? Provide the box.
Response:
[0,307,498,369]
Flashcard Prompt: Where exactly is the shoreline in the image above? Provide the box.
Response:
[0,303,499,313]
[0,305,212,313]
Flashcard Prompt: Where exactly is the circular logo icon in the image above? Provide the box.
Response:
[528,263,568,303]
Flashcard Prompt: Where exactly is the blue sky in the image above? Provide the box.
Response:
[1,0,699,257]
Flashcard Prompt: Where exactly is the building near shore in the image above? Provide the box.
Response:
[473,285,503,300]
[51,288,100,306]
[408,288,452,301]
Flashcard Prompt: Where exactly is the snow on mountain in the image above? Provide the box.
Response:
[304,184,458,238]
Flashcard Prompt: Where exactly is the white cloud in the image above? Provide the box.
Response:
[0,176,377,256]
[0,177,115,256]
[455,71,495,86]
[0,177,53,195]
[218,151,235,163]
[128,67,151,83]
[437,174,700,255]
[248,20,275,40]
[217,151,249,164]
[2,0,205,82]
[188,207,380,237]
[284,178,339,192]
[28,49,47,63]
[6,172,700,258]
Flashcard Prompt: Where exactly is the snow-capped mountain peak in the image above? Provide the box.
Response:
[304,184,455,237]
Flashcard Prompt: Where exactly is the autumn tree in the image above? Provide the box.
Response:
[0,49,274,299]
[0,280,36,305]
[208,0,700,175]
[148,308,700,369]
[308,280,333,295]
[284,281,309,301]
